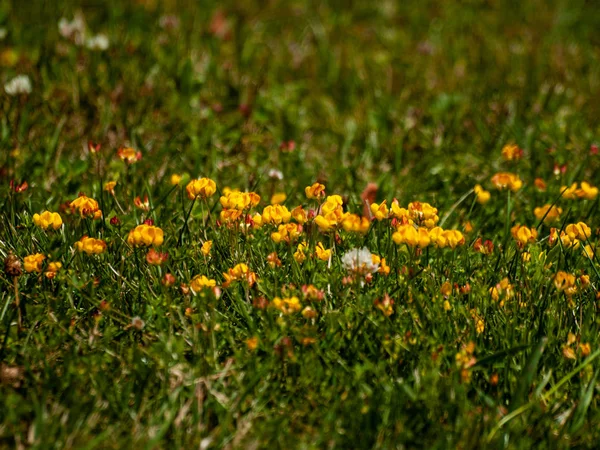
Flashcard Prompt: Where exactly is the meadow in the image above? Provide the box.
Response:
[1,0,600,448]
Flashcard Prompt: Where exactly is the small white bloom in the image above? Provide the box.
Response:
[341,247,379,274]
[58,14,86,45]
[131,316,145,330]
[4,75,32,96]
[0,28,7,40]
[86,34,109,51]
[268,169,284,180]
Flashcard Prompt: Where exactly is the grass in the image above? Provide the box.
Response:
[1,0,600,448]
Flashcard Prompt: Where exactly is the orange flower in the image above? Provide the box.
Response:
[305,182,326,199]
[491,172,522,192]
[117,147,141,163]
[104,181,117,195]
[70,194,102,219]
[186,178,217,200]
[75,236,107,255]
[222,263,256,288]
[501,143,524,161]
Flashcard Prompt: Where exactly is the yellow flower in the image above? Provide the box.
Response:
[564,222,591,241]
[408,202,439,228]
[374,294,394,316]
[262,204,292,225]
[441,281,452,298]
[370,201,389,220]
[201,241,212,256]
[127,224,164,247]
[293,242,308,264]
[117,147,140,163]
[220,208,243,223]
[271,296,302,314]
[190,275,217,293]
[305,183,326,199]
[473,185,491,204]
[246,336,259,351]
[270,192,287,205]
[219,191,260,210]
[392,224,420,247]
[45,261,62,279]
[24,253,45,273]
[222,263,256,288]
[271,223,301,243]
[70,195,102,219]
[489,278,513,306]
[576,181,598,200]
[533,204,562,223]
[501,143,523,161]
[491,172,523,192]
[170,174,182,185]
[342,214,370,233]
[104,181,117,195]
[371,254,391,276]
[511,224,538,246]
[560,183,579,200]
[315,242,332,261]
[75,236,107,255]
[554,271,576,296]
[186,178,217,200]
[33,211,62,230]
[291,205,308,224]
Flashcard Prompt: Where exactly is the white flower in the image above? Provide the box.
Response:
[58,15,86,45]
[131,316,145,330]
[86,34,109,51]
[341,247,379,274]
[4,75,32,96]
[268,169,284,180]
[0,28,7,40]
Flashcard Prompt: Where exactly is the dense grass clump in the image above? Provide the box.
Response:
[1,1,600,448]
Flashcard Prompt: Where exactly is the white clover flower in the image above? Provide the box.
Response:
[4,75,32,96]
[86,34,109,51]
[341,247,379,275]
[268,169,284,180]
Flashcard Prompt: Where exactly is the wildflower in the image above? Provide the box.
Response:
[262,204,292,225]
[390,200,411,222]
[110,216,120,226]
[45,261,62,279]
[246,337,259,351]
[473,238,494,255]
[10,180,28,193]
[443,300,452,311]
[271,296,302,314]
[186,178,217,200]
[582,244,595,260]
[220,208,243,223]
[314,195,346,231]
[473,185,491,204]
[554,271,576,296]
[171,174,182,185]
[455,342,477,383]
[305,183,325,200]
[315,242,332,261]
[489,278,514,306]
[564,222,591,241]
[85,34,109,51]
[291,206,307,224]
[370,201,389,220]
[134,195,150,211]
[24,254,45,273]
[131,316,145,331]
[501,143,524,161]
[270,192,287,205]
[293,242,308,264]
[117,147,141,163]
[560,183,579,200]
[302,306,317,319]
[4,75,32,96]
[70,194,102,218]
[268,169,283,180]
[104,181,117,195]
[576,181,598,200]
[371,254,390,276]
[342,247,379,275]
[127,224,164,247]
[408,202,439,228]
[441,281,452,298]
[491,172,523,191]
[201,241,212,256]
[75,236,107,255]
[271,223,301,243]
[430,228,465,249]
[222,263,256,288]
[374,294,394,316]
[220,190,260,210]
[162,273,176,287]
[533,204,562,223]
[267,252,282,268]
[392,224,419,247]
[146,248,168,265]
[58,15,85,44]
[342,214,370,233]
[580,343,591,357]
[511,224,538,247]
[534,178,547,191]
[302,284,324,301]
[190,275,217,293]
[33,211,62,230]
